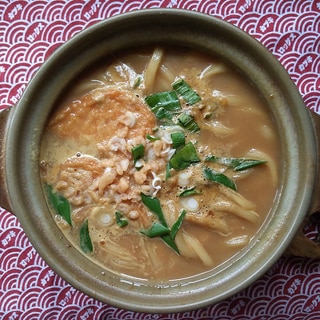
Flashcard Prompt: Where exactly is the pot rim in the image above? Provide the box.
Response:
[2,9,317,313]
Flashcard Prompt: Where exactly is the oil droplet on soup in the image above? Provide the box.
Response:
[40,47,280,281]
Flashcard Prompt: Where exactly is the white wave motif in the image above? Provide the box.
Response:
[305,312,320,320]
[197,0,218,15]
[245,277,270,297]
[0,247,21,270]
[277,256,308,275]
[61,20,85,41]
[243,296,270,316]
[297,72,319,94]
[42,20,67,43]
[59,306,80,320]
[3,20,29,43]
[72,290,99,306]
[0,84,10,108]
[260,32,282,52]
[252,0,275,14]
[302,273,320,295]
[39,307,62,319]
[224,13,243,26]
[21,1,46,21]
[3,42,29,64]
[0,21,9,41]
[274,12,298,33]
[235,12,260,34]
[17,286,42,311]
[17,265,42,290]
[95,306,122,319]
[0,268,21,292]
[60,1,83,21]
[291,0,313,13]
[21,307,44,320]
[38,286,63,308]
[5,63,31,84]
[40,0,65,20]
[0,288,22,312]
[294,12,320,32]
[293,32,319,52]
[215,0,236,17]
[272,0,295,14]
[24,41,49,64]
[278,51,300,72]
[304,93,320,114]
[206,299,230,316]
[180,0,201,11]
[140,0,163,9]
[0,210,19,228]
[94,1,124,19]
[260,294,289,315]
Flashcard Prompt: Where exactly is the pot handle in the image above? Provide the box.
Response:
[287,110,320,258]
[0,107,13,213]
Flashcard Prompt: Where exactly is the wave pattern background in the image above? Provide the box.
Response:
[1,0,320,319]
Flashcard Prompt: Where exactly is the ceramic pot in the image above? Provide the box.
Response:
[1,9,320,313]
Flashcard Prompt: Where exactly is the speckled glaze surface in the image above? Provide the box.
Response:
[0,9,318,313]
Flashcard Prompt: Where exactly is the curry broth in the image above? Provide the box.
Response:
[40,47,280,280]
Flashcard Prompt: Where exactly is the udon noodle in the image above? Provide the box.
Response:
[40,47,280,280]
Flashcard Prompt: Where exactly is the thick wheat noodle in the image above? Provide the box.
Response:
[246,149,278,186]
[212,201,260,224]
[144,48,164,93]
[226,235,250,247]
[200,63,227,79]
[210,121,236,136]
[219,185,256,210]
[182,231,214,267]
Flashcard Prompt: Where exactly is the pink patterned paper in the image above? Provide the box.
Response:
[1,1,320,319]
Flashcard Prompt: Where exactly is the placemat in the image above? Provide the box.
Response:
[1,1,320,319]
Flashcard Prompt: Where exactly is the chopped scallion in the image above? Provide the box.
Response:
[179,187,202,197]
[140,222,171,238]
[131,144,144,168]
[141,193,168,227]
[115,211,128,227]
[205,155,267,171]
[169,142,200,170]
[203,167,237,191]
[171,131,185,149]
[172,78,201,105]
[80,219,93,253]
[177,113,200,133]
[46,184,72,226]
[145,91,181,115]
[170,209,187,239]
[146,134,160,141]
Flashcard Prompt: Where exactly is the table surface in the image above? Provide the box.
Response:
[1,1,320,319]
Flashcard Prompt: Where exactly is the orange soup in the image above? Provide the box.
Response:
[40,47,280,280]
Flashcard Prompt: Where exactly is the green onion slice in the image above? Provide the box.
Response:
[172,78,201,105]
[145,91,181,115]
[80,219,93,253]
[141,193,168,227]
[115,211,128,227]
[170,209,187,239]
[146,134,160,141]
[177,113,200,133]
[179,187,202,197]
[205,155,267,171]
[140,222,171,238]
[46,184,72,226]
[171,131,185,149]
[169,142,201,170]
[161,234,180,254]
[131,144,144,168]
[203,167,237,191]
